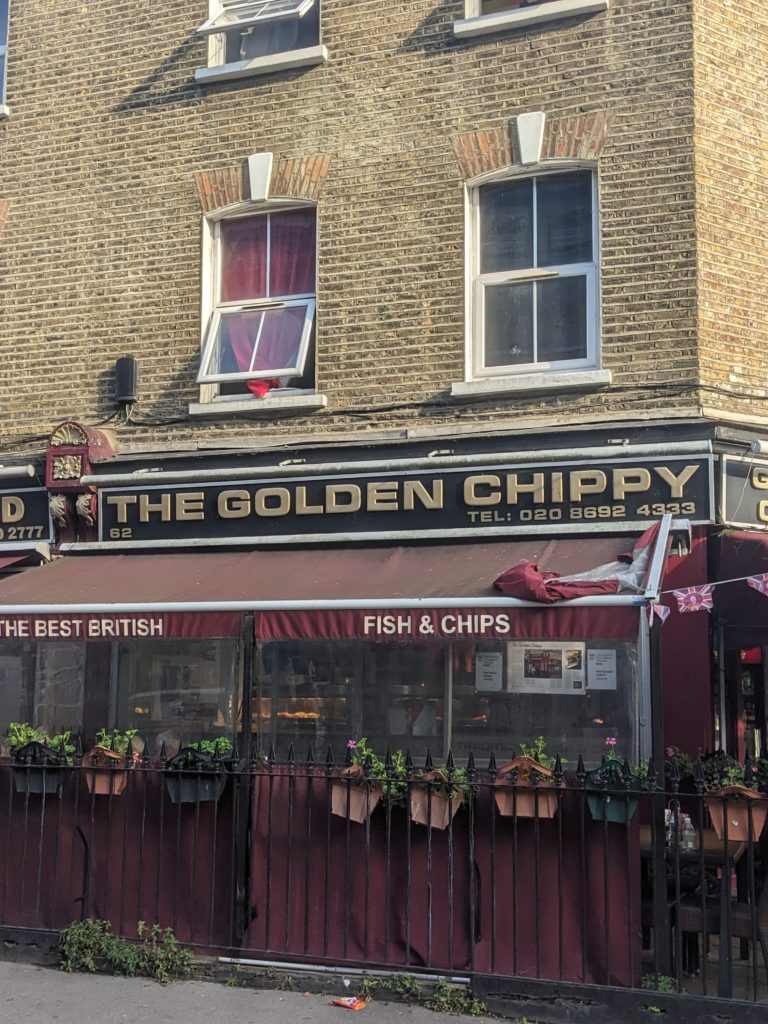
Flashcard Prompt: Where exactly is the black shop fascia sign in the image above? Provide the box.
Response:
[0,486,52,545]
[96,455,714,547]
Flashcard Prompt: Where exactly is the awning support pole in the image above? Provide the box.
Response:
[650,614,671,975]
[233,612,255,944]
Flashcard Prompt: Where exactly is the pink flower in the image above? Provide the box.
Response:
[346,739,357,749]
[605,737,617,747]
[666,747,675,758]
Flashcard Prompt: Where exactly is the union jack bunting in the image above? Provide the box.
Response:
[648,603,671,626]
[747,573,768,597]
[672,584,714,613]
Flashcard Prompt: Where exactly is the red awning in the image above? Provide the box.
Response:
[715,531,768,646]
[0,538,648,641]
[0,556,25,571]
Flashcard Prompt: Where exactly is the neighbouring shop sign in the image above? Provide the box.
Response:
[0,487,52,544]
[98,456,714,545]
[722,455,768,529]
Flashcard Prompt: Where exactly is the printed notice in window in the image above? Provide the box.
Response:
[506,641,585,695]
[475,652,504,692]
[587,649,617,691]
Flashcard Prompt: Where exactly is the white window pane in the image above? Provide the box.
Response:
[199,0,314,35]
[200,302,314,382]
[234,4,318,60]
[537,172,593,266]
[483,282,534,368]
[536,276,588,362]
[479,178,533,274]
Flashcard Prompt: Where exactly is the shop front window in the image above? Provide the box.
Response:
[115,640,239,758]
[254,636,638,765]
[256,640,445,761]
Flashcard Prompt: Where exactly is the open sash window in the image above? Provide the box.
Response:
[197,0,320,67]
[198,208,317,388]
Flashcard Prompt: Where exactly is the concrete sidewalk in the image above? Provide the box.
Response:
[0,961,498,1024]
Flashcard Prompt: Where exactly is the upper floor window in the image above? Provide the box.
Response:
[0,0,9,114]
[470,170,598,378]
[455,0,609,39]
[198,207,317,397]
[196,0,325,84]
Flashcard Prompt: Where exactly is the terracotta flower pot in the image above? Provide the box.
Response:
[331,764,383,823]
[494,756,562,819]
[84,746,129,797]
[409,770,465,830]
[705,786,768,842]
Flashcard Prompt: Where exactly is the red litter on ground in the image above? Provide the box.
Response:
[332,997,367,1011]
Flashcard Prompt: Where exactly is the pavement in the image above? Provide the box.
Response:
[0,961,500,1024]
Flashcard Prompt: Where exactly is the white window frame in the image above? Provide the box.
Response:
[197,0,315,38]
[0,0,9,117]
[197,200,318,400]
[195,0,327,84]
[455,0,609,40]
[467,166,600,382]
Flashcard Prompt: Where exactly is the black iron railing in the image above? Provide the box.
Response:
[0,746,766,1004]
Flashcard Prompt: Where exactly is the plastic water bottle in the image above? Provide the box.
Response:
[682,815,695,850]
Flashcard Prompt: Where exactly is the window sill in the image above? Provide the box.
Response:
[0,105,9,120]
[189,390,328,417]
[454,0,609,39]
[195,44,328,85]
[450,369,612,400]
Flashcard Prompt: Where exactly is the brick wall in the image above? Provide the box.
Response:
[692,0,768,424]
[0,0,705,458]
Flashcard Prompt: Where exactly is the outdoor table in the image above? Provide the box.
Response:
[639,824,749,996]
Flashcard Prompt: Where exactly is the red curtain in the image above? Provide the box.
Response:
[218,211,315,380]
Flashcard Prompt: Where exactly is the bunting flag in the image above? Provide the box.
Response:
[747,573,768,597]
[672,584,714,613]
[648,603,671,626]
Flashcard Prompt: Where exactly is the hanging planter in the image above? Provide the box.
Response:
[409,769,466,830]
[705,786,768,842]
[84,746,129,796]
[495,755,562,819]
[11,739,71,796]
[584,757,639,824]
[163,744,231,805]
[331,763,383,823]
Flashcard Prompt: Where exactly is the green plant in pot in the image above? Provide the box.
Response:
[163,737,234,805]
[409,752,469,830]
[584,736,651,824]
[7,722,75,796]
[494,736,567,819]
[700,751,768,842]
[84,729,142,797]
[331,738,406,823]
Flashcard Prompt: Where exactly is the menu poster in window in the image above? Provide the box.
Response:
[587,649,617,690]
[475,652,504,692]
[507,641,586,695]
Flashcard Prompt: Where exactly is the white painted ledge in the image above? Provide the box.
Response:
[189,391,327,417]
[195,44,328,85]
[0,104,9,120]
[454,0,609,40]
[450,369,612,399]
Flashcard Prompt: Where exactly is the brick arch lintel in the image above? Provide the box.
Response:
[195,154,331,215]
[0,200,10,235]
[452,110,612,182]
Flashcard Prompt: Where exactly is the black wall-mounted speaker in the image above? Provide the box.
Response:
[115,356,139,404]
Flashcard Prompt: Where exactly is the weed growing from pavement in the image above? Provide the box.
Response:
[427,980,487,1016]
[59,918,192,983]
